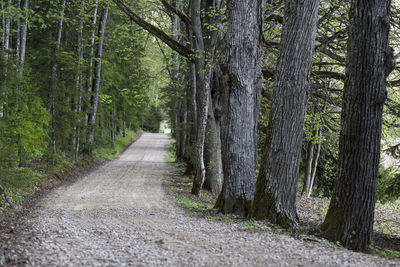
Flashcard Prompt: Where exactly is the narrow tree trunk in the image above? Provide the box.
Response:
[249,0,320,227]
[1,0,5,47]
[2,0,10,59]
[49,0,66,155]
[215,0,264,216]
[184,61,197,174]
[302,140,315,195]
[307,129,321,198]
[74,0,85,156]
[17,0,28,79]
[85,0,99,126]
[204,92,223,195]
[15,0,21,57]
[122,121,126,137]
[320,0,392,252]
[88,6,108,145]
[190,0,209,196]
[1,0,11,118]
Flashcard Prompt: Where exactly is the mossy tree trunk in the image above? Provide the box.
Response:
[320,0,392,252]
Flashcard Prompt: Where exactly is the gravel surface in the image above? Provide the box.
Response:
[1,133,399,266]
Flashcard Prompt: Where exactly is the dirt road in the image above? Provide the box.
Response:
[1,133,399,266]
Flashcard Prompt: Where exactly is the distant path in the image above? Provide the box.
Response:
[1,133,398,266]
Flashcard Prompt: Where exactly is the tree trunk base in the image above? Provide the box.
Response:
[249,191,298,229]
[214,193,252,217]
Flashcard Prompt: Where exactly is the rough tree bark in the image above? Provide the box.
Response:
[215,0,264,216]
[320,0,393,252]
[249,0,320,227]
[88,6,108,145]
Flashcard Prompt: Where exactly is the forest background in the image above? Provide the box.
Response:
[0,0,400,255]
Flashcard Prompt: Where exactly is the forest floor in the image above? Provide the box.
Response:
[0,133,399,266]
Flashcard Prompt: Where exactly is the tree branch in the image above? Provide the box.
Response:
[112,0,193,60]
[160,0,191,26]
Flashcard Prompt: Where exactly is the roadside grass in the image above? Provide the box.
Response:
[0,130,142,214]
[93,130,143,160]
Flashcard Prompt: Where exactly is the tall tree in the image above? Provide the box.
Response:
[49,0,66,155]
[320,0,393,251]
[215,0,264,215]
[17,0,28,79]
[249,0,320,226]
[88,5,109,146]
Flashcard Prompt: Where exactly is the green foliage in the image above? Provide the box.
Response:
[166,138,176,163]
[0,167,43,210]
[140,105,163,133]
[377,166,400,203]
[92,130,142,160]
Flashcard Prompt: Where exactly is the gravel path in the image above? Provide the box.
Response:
[1,133,399,266]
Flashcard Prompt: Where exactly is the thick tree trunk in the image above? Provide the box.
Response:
[88,6,108,145]
[249,0,320,227]
[320,0,392,252]
[215,0,264,216]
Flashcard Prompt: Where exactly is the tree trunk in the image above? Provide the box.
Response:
[184,61,197,174]
[85,0,99,126]
[320,0,392,252]
[302,140,315,195]
[15,0,20,57]
[214,0,264,216]
[204,90,223,195]
[307,128,321,198]
[17,0,28,79]
[249,0,320,227]
[1,0,11,118]
[49,0,66,155]
[2,0,10,59]
[88,6,108,146]
[190,0,209,196]
[74,0,85,156]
